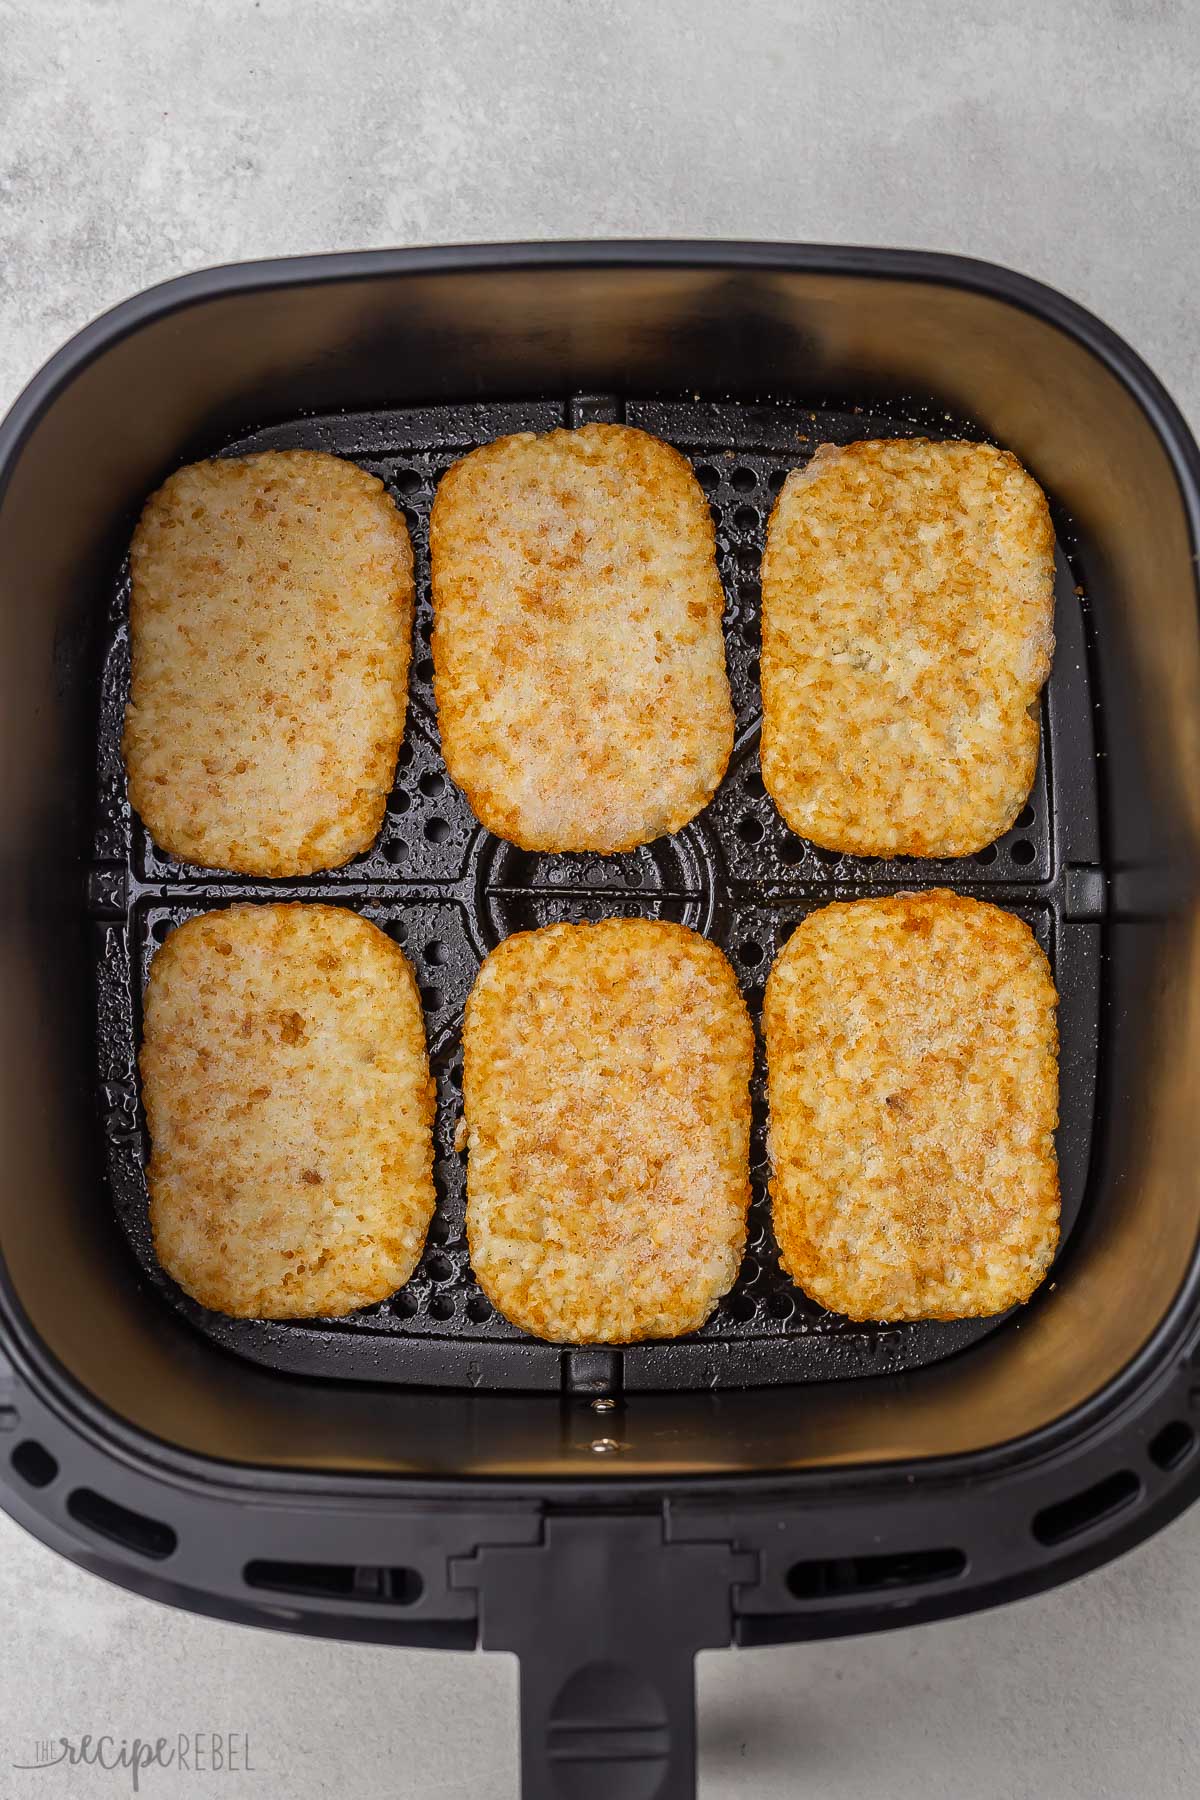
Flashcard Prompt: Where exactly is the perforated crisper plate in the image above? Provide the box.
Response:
[91,395,1103,1393]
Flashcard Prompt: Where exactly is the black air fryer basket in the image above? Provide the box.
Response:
[2,244,1199,1800]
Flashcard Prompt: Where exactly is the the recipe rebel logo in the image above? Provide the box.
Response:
[11,1732,256,1791]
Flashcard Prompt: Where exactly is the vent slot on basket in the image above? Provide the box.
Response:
[10,1439,58,1490]
[1148,1420,1196,1472]
[787,1546,966,1599]
[67,1487,177,1560]
[244,1559,423,1605]
[1031,1469,1141,1546]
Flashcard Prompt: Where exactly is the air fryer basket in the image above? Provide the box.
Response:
[96,392,1099,1395]
[2,245,1200,1800]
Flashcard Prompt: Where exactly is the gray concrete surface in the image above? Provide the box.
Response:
[1,0,1198,1793]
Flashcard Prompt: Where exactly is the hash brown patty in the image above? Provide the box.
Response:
[461,919,754,1343]
[429,424,734,852]
[760,438,1055,857]
[764,890,1059,1321]
[123,449,414,875]
[141,903,436,1318]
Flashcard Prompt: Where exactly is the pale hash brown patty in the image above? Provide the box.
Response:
[461,919,754,1343]
[141,904,436,1318]
[123,449,414,876]
[764,890,1059,1322]
[430,424,735,852]
[760,438,1055,857]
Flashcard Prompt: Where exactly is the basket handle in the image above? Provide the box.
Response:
[451,1512,754,1800]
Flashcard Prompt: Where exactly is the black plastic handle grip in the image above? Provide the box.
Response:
[451,1513,753,1800]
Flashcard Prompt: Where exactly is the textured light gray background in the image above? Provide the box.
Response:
[2,1,1199,1795]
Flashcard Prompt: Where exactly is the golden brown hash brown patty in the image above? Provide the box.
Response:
[461,919,754,1343]
[141,904,436,1318]
[430,424,734,852]
[123,449,414,875]
[760,438,1055,857]
[764,890,1059,1322]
